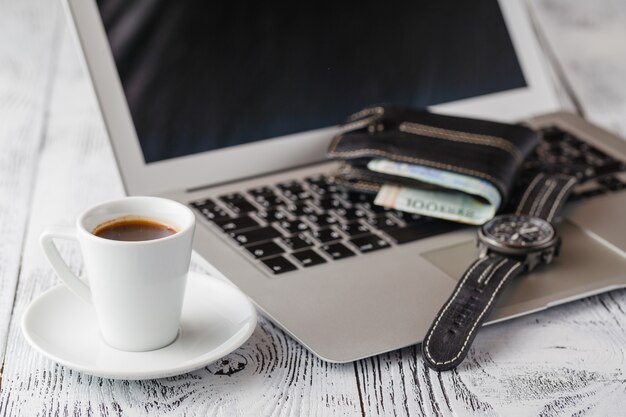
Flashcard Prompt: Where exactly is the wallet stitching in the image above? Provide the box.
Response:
[338,164,438,192]
[355,181,382,192]
[337,164,384,184]
[546,177,577,221]
[333,167,384,192]
[328,142,507,193]
[347,106,385,121]
[327,134,345,157]
[425,259,522,366]
[337,179,381,193]
[399,122,524,163]
[339,114,383,133]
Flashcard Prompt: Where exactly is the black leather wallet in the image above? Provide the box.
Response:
[327,106,539,205]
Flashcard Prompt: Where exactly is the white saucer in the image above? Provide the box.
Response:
[21,272,257,380]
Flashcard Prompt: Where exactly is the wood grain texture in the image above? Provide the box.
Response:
[354,1,626,415]
[2,0,626,416]
[354,291,626,416]
[0,17,362,417]
[0,0,62,364]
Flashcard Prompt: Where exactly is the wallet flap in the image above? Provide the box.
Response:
[328,106,539,200]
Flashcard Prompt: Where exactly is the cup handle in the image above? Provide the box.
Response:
[40,225,92,304]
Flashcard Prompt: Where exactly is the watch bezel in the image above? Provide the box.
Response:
[478,214,559,256]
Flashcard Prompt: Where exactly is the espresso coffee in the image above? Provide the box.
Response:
[93,217,177,242]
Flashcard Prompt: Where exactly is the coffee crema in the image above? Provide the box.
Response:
[93,217,177,242]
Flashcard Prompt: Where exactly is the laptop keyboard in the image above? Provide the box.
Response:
[523,126,626,201]
[191,125,626,275]
[191,176,464,275]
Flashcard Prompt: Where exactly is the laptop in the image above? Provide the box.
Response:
[64,0,626,362]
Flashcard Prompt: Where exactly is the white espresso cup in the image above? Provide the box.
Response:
[40,197,195,352]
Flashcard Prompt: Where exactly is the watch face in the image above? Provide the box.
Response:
[480,215,556,253]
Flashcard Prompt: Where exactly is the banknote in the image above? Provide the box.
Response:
[368,159,502,224]
[374,184,496,224]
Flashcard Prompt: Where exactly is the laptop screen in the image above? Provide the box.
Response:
[96,0,526,164]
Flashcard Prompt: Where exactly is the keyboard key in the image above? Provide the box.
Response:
[256,209,288,223]
[310,227,342,243]
[321,242,356,260]
[334,207,369,221]
[359,201,388,214]
[277,219,310,234]
[598,175,626,191]
[219,192,247,202]
[247,186,275,197]
[350,234,390,253]
[252,194,283,209]
[533,126,626,184]
[245,241,284,259]
[389,211,423,222]
[261,255,297,275]
[276,181,304,194]
[337,221,370,237]
[304,214,338,228]
[363,214,399,230]
[308,184,331,197]
[314,197,344,210]
[214,215,260,232]
[541,127,567,143]
[292,249,327,267]
[585,147,615,167]
[229,226,282,245]
[223,198,257,214]
[192,202,231,222]
[384,221,465,244]
[594,160,626,178]
[190,199,215,209]
[345,191,374,203]
[311,182,341,197]
[284,203,316,217]
[560,141,582,158]
[306,175,340,191]
[305,176,329,187]
[283,190,314,202]
[280,234,314,251]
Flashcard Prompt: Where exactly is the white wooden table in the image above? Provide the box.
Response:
[1,1,626,415]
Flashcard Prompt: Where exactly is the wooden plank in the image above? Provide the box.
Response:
[0,17,363,417]
[356,293,626,416]
[531,0,626,136]
[355,347,501,416]
[0,0,62,364]
[3,0,626,415]
[354,1,626,415]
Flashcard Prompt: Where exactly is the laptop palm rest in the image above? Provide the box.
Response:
[422,220,626,323]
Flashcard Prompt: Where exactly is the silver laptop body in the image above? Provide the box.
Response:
[160,113,626,362]
[65,0,626,362]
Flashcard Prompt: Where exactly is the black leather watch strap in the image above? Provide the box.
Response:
[423,255,523,371]
[515,173,578,221]
[423,172,579,371]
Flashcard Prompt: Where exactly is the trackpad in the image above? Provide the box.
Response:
[422,239,478,280]
[422,221,626,319]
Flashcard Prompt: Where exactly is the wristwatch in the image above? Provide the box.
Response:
[422,172,578,371]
